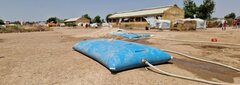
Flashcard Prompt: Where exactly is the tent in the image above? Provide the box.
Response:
[144,17,157,28]
[144,17,171,29]
[156,20,171,29]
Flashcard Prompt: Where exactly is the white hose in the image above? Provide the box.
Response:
[154,38,240,46]
[142,59,240,85]
[162,49,240,72]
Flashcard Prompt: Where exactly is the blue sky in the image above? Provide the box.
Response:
[0,0,239,21]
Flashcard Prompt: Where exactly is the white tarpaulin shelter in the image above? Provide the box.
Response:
[144,17,171,29]
[144,17,157,28]
[182,18,206,29]
[156,20,171,29]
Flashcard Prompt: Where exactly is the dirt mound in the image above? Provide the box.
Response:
[172,20,197,31]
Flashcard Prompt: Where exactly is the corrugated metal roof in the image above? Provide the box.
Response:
[65,17,81,22]
[109,5,175,18]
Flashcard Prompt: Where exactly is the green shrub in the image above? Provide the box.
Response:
[123,24,134,29]
[124,24,130,27]
[0,25,24,33]
[0,19,4,25]
[226,19,233,26]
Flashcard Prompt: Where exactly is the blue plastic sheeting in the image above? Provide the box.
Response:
[116,33,150,39]
[73,39,172,72]
[111,30,150,39]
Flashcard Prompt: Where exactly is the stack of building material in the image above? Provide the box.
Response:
[172,20,197,31]
[207,20,219,28]
[183,20,197,31]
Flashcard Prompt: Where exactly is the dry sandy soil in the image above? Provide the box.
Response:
[0,27,240,85]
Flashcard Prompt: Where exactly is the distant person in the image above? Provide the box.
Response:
[85,24,89,28]
[232,19,237,29]
[224,20,227,30]
[237,19,239,29]
[222,19,227,30]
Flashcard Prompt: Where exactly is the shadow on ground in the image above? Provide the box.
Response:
[171,58,240,83]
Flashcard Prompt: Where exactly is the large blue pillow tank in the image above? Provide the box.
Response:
[73,39,172,72]
[110,30,151,39]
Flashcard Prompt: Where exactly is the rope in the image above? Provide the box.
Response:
[153,38,240,47]
[161,49,240,72]
[142,59,240,85]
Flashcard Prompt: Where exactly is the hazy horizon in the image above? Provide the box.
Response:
[0,0,240,21]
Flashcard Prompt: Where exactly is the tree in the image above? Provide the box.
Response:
[106,14,113,22]
[46,17,59,24]
[183,0,198,18]
[92,16,102,23]
[101,19,105,23]
[11,21,21,25]
[57,19,65,23]
[82,14,92,22]
[197,0,215,19]
[224,12,236,19]
[211,17,218,20]
[0,19,4,25]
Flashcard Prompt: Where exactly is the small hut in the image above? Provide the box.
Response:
[64,17,90,27]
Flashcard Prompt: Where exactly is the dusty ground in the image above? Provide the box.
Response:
[0,27,240,85]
